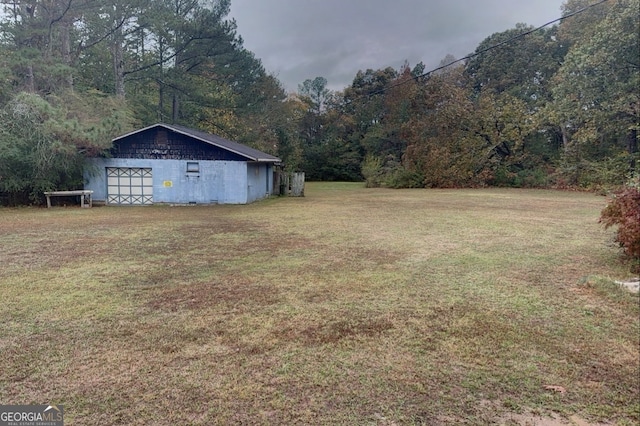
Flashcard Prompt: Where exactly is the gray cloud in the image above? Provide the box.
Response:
[230,0,565,91]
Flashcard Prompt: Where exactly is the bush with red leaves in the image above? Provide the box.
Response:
[600,182,640,268]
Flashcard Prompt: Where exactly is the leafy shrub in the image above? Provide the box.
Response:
[579,155,637,190]
[384,167,424,189]
[554,154,638,190]
[361,155,384,188]
[361,155,425,188]
[600,173,640,271]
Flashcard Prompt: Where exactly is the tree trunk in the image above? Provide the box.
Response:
[158,38,164,121]
[112,27,125,99]
[561,125,570,154]
[172,93,180,123]
[60,21,73,89]
[158,83,164,121]
[628,128,638,172]
[628,129,638,154]
[25,64,35,93]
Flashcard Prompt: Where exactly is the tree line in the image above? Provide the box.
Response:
[0,0,637,204]
[297,0,638,189]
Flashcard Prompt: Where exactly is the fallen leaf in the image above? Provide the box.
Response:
[544,385,566,394]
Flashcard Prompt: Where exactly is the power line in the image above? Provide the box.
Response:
[364,0,611,98]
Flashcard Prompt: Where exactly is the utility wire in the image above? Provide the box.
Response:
[363,0,611,98]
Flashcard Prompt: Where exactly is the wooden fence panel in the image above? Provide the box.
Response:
[290,172,305,197]
[274,172,305,197]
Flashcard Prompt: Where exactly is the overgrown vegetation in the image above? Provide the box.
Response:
[600,173,640,271]
[0,91,134,204]
[1,184,638,424]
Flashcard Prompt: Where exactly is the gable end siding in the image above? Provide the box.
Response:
[112,129,247,161]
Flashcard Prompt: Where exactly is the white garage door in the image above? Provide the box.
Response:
[106,167,153,205]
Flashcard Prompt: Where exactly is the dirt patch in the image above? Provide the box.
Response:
[498,412,611,426]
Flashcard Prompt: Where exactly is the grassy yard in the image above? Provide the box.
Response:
[0,182,638,425]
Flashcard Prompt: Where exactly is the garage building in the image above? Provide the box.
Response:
[84,123,281,205]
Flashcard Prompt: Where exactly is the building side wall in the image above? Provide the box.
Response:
[246,163,273,203]
[84,158,251,204]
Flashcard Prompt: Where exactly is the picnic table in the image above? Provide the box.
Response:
[44,190,93,208]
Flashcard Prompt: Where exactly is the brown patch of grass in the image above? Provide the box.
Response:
[147,276,281,312]
[275,311,395,345]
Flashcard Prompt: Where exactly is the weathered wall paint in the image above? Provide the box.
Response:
[247,162,270,203]
[84,158,273,205]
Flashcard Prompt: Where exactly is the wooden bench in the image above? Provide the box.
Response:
[44,190,94,208]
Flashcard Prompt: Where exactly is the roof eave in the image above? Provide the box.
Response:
[252,158,282,163]
[112,123,163,142]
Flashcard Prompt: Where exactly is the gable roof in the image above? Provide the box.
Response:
[113,123,281,163]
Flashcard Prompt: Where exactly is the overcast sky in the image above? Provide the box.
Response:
[229,0,566,92]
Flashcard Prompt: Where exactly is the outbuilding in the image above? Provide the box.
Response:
[84,123,281,205]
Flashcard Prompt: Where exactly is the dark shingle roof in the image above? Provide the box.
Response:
[113,123,281,163]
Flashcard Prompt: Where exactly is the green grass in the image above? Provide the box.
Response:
[1,183,638,425]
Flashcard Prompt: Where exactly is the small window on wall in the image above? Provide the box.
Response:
[187,162,200,173]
